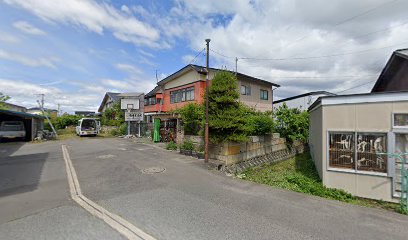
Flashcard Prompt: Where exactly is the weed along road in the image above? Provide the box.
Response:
[1,138,408,239]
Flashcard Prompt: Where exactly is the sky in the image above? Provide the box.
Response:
[1,0,408,113]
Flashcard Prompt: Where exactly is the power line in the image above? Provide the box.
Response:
[333,0,399,27]
[299,18,408,58]
[189,48,205,64]
[335,80,376,93]
[272,0,400,52]
[239,40,408,61]
[210,49,235,59]
[257,74,378,79]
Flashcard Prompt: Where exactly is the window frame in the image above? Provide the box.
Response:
[170,86,195,104]
[392,112,408,129]
[260,89,269,100]
[240,85,251,95]
[327,130,389,176]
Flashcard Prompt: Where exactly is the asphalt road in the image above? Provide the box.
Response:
[66,138,408,240]
[0,141,123,240]
[1,138,407,240]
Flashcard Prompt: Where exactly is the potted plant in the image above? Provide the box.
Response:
[181,139,194,156]
[196,145,205,159]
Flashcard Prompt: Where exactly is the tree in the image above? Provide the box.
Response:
[208,71,250,142]
[101,101,124,126]
[0,92,10,110]
[273,103,309,144]
[177,103,204,135]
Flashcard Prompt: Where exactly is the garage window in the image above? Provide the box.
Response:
[328,132,355,169]
[328,131,388,173]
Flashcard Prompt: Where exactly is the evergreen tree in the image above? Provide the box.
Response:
[208,71,250,142]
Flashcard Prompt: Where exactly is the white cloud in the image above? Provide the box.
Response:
[115,63,143,76]
[101,79,134,90]
[0,32,19,43]
[13,21,46,35]
[182,54,194,64]
[4,0,161,48]
[162,0,408,97]
[0,49,58,68]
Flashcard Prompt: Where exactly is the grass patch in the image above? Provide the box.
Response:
[241,153,405,214]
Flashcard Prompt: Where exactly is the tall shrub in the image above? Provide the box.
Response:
[178,103,204,135]
[101,101,124,126]
[273,103,309,144]
[208,71,250,142]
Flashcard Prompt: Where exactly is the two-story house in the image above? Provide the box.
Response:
[144,64,280,142]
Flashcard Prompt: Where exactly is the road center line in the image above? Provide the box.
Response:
[61,145,156,240]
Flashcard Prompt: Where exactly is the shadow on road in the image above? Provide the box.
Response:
[0,152,48,197]
[0,142,26,157]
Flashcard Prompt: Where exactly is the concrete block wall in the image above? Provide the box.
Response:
[208,134,288,166]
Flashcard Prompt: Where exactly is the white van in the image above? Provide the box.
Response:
[76,118,100,136]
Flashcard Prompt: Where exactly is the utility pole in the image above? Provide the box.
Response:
[57,103,61,117]
[235,57,238,75]
[205,39,211,163]
[36,95,58,137]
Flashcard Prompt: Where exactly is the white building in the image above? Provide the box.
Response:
[273,91,336,111]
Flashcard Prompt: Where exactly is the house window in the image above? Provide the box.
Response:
[356,133,387,173]
[260,89,268,100]
[241,85,251,95]
[147,97,156,105]
[393,113,408,128]
[328,132,387,173]
[329,133,355,170]
[144,99,149,106]
[170,87,195,103]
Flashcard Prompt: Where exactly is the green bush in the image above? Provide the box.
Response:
[246,113,274,136]
[166,141,178,150]
[45,114,82,130]
[180,139,194,151]
[101,101,124,126]
[118,123,127,135]
[273,103,309,144]
[177,103,204,135]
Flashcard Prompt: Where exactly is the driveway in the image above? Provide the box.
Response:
[64,138,408,240]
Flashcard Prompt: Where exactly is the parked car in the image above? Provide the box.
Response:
[0,121,26,140]
[76,118,100,137]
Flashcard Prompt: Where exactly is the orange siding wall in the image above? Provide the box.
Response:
[162,81,206,112]
[144,80,213,113]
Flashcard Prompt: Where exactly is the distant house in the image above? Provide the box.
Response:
[372,48,408,92]
[144,64,280,142]
[273,91,336,111]
[75,111,96,117]
[27,107,58,118]
[97,92,120,113]
[1,102,27,112]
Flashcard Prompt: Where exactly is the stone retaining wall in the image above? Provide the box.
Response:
[209,133,288,166]
[223,142,306,173]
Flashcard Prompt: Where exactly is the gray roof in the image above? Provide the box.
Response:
[106,92,120,101]
[0,109,45,119]
[117,92,144,97]
[273,91,336,104]
[156,64,280,88]
[371,48,408,92]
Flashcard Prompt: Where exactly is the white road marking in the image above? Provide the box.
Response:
[62,145,156,240]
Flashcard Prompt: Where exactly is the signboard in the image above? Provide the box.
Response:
[121,98,139,110]
[125,111,143,121]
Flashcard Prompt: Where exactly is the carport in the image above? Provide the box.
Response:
[0,109,45,141]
